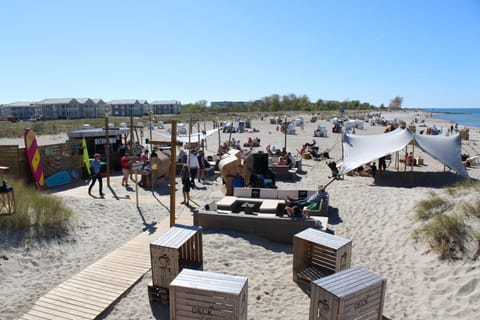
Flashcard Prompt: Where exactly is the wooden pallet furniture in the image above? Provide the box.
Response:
[270,164,297,179]
[149,224,203,304]
[309,267,387,320]
[293,228,352,286]
[216,187,328,217]
[193,210,328,244]
[170,268,248,320]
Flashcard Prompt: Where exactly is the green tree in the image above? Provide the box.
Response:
[388,96,403,110]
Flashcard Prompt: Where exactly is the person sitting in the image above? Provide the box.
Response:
[285,185,329,217]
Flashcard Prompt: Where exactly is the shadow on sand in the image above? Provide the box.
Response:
[374,170,475,188]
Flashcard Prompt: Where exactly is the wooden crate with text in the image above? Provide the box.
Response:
[170,268,248,320]
[309,267,386,320]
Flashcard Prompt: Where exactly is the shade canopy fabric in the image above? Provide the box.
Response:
[339,129,468,177]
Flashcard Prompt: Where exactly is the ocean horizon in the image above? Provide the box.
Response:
[421,108,480,129]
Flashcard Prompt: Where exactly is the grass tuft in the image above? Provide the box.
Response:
[414,193,451,220]
[0,179,74,240]
[412,214,468,260]
[462,199,480,218]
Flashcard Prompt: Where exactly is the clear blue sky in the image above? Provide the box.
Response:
[1,0,479,108]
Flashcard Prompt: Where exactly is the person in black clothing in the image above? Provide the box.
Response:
[88,153,105,197]
[378,156,387,171]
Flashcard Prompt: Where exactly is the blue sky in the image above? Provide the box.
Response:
[1,0,479,108]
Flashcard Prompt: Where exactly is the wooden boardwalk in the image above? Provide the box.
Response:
[20,225,167,320]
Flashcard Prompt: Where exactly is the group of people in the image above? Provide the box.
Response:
[88,147,154,197]
[178,149,210,206]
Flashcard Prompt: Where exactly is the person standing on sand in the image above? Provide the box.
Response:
[121,152,131,187]
[371,162,377,184]
[180,164,190,205]
[88,153,105,197]
[188,151,199,188]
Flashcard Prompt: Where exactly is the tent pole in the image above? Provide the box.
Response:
[404,146,407,172]
[396,151,399,171]
[411,138,415,172]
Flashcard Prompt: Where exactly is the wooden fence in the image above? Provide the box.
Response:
[0,141,84,186]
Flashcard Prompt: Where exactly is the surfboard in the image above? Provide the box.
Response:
[45,170,72,188]
[82,137,91,175]
[24,128,45,190]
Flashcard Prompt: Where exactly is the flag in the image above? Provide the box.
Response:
[82,137,91,175]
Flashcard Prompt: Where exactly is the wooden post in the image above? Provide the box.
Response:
[217,118,221,154]
[135,172,139,208]
[411,139,415,172]
[203,122,207,151]
[170,121,177,227]
[129,109,134,155]
[105,113,110,186]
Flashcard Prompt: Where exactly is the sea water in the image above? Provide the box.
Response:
[424,108,480,129]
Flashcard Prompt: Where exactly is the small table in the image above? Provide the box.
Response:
[241,202,256,215]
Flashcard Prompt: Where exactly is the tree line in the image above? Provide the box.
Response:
[180,94,402,114]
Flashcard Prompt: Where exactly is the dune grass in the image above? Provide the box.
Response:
[0,179,74,240]
[414,193,451,220]
[412,214,468,260]
[413,181,480,260]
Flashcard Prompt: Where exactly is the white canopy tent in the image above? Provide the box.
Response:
[339,129,468,178]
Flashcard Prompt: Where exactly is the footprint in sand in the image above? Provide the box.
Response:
[457,278,478,296]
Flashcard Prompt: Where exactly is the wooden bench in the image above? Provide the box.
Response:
[170,268,248,320]
[149,225,203,303]
[193,210,328,244]
[293,228,351,287]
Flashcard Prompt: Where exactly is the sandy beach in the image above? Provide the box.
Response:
[1,110,480,319]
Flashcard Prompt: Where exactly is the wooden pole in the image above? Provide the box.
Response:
[149,111,153,152]
[105,112,110,186]
[170,121,177,227]
[129,109,134,155]
[135,172,139,208]
[411,139,415,172]
[217,118,221,154]
[203,122,207,151]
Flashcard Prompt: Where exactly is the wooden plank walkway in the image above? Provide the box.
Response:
[19,213,192,320]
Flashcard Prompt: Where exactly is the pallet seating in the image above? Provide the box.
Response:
[193,210,328,244]
[170,268,248,320]
[270,165,297,179]
[309,267,386,320]
[216,187,328,217]
[148,225,203,304]
[293,228,352,287]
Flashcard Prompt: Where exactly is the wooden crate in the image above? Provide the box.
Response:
[147,283,169,304]
[309,267,387,320]
[170,268,248,320]
[293,228,352,286]
[150,225,203,289]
